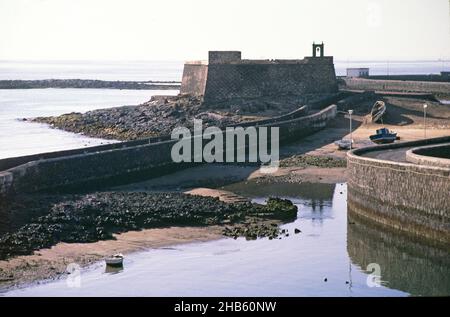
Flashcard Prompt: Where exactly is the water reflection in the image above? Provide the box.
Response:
[222,181,335,202]
[104,265,124,275]
[347,207,450,296]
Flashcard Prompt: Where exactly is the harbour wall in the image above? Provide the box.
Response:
[341,77,450,94]
[347,136,450,245]
[406,143,450,168]
[0,103,338,197]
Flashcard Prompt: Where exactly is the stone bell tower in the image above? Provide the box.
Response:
[312,42,324,57]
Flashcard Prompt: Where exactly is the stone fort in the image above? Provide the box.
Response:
[180,43,338,103]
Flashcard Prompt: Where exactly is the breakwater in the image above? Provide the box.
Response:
[0,101,338,197]
[341,77,450,95]
[347,136,450,245]
[0,79,181,90]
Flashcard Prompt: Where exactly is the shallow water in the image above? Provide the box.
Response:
[0,88,178,159]
[0,183,414,297]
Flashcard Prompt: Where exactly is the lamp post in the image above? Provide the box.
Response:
[423,104,428,138]
[349,109,353,149]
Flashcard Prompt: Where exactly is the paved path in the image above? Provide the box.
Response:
[362,146,415,163]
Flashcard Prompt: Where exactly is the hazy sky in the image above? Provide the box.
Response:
[0,0,449,61]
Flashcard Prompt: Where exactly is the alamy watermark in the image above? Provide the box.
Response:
[366,263,382,287]
[171,119,280,173]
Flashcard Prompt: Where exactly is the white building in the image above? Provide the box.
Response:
[346,68,369,78]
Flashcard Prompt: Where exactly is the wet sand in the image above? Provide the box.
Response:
[0,226,222,290]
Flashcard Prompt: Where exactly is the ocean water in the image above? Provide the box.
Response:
[0,89,178,159]
[0,60,184,81]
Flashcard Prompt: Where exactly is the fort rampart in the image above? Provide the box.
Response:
[181,49,338,103]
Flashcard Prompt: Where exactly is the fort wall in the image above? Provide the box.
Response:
[180,49,338,103]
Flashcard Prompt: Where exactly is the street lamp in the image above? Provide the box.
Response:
[348,109,353,149]
[423,104,428,138]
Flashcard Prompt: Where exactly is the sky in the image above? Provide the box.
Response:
[0,0,449,61]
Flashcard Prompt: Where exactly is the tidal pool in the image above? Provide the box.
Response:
[3,182,449,296]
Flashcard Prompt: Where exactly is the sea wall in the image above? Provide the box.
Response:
[347,136,450,245]
[342,77,450,94]
[0,104,337,197]
[406,143,450,168]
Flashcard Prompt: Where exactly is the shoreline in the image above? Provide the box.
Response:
[0,226,223,292]
[0,79,181,90]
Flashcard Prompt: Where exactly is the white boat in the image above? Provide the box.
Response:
[371,101,386,123]
[334,139,352,150]
[105,253,124,267]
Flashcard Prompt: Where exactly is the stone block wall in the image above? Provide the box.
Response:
[180,52,338,103]
[203,58,337,103]
[0,104,337,197]
[347,136,450,245]
[342,78,450,94]
[180,63,208,96]
[406,143,450,168]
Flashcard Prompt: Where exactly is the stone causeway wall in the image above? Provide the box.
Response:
[342,77,450,94]
[347,136,450,245]
[0,102,338,197]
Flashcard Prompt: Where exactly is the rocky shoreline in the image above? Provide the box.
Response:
[0,79,181,90]
[32,94,311,140]
[0,192,297,261]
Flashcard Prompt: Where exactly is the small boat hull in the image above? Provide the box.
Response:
[334,139,352,150]
[105,254,124,267]
[371,101,386,123]
[369,135,397,144]
[369,127,397,144]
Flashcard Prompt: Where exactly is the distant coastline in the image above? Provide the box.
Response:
[0,79,181,90]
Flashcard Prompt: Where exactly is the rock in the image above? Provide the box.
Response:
[294,228,301,234]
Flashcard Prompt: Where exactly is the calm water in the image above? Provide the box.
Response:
[0,61,184,81]
[3,182,449,297]
[2,183,397,296]
[0,89,178,159]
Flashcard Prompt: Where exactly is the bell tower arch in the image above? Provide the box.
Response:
[312,42,324,57]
